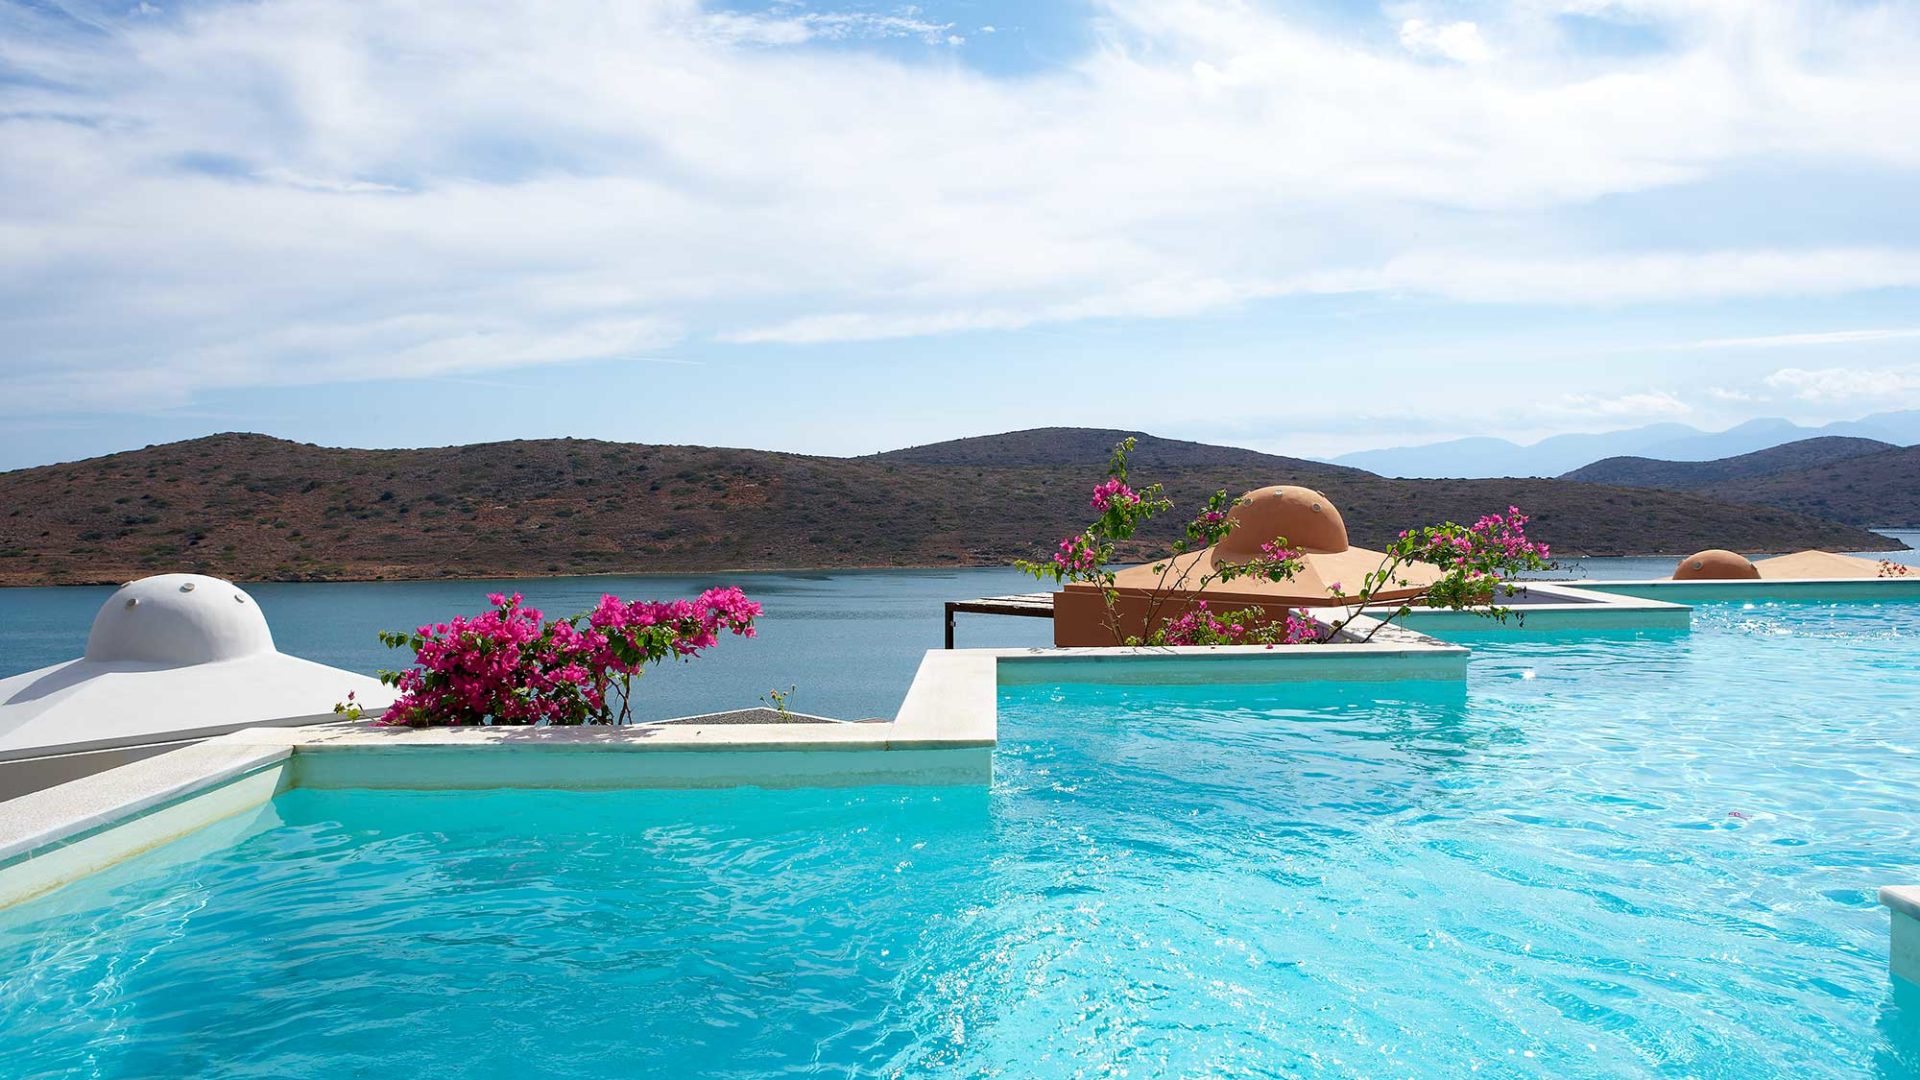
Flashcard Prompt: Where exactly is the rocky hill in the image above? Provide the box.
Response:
[1562,437,1897,490]
[1708,445,1920,528]
[0,431,1898,585]
[1559,438,1920,528]
[872,428,1367,475]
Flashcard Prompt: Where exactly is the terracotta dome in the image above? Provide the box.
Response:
[1673,549,1759,581]
[1058,484,1443,644]
[1216,486,1349,555]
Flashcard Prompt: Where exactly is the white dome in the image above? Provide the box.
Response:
[85,574,276,665]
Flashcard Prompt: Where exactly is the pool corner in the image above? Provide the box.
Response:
[1882,887,1920,986]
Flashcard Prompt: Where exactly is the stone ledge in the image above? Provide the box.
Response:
[0,741,290,866]
[651,707,842,726]
[1882,885,1920,922]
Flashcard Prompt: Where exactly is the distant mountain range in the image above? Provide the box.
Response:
[1331,410,1920,478]
[0,429,1897,586]
[1563,437,1896,489]
[1563,437,1920,528]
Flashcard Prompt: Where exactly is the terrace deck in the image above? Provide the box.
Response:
[944,592,1055,648]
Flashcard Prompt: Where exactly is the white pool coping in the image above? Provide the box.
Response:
[1570,577,1920,603]
[990,638,1469,684]
[0,655,395,801]
[1382,582,1692,634]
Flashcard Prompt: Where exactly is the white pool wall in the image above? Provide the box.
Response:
[0,741,292,908]
[1572,578,1920,604]
[1387,582,1691,635]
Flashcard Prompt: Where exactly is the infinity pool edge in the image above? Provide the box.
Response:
[0,637,1478,909]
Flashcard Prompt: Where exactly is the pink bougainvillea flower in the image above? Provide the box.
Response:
[1090,477,1139,513]
[377,587,761,728]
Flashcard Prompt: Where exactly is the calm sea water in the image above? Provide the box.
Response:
[3,596,1920,1076]
[0,568,1056,722]
[2,535,1914,721]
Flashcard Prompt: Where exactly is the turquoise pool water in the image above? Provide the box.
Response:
[4,599,1920,1076]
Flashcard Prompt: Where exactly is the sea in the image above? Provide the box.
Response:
[4,536,1915,722]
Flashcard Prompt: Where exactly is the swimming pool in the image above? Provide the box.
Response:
[2,598,1918,1077]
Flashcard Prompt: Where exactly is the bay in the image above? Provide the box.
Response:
[3,535,1913,722]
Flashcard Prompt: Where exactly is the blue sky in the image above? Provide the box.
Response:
[1,0,1918,470]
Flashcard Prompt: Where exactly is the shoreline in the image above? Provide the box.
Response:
[3,540,1912,589]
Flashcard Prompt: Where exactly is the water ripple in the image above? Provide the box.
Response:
[3,600,1920,1076]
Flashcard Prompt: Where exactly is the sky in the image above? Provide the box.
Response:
[1,0,1918,470]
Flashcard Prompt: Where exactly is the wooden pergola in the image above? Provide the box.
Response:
[942,592,1054,648]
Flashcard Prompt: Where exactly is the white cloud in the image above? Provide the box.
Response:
[251,167,409,194]
[1398,18,1495,63]
[1,0,1919,411]
[1330,249,1920,305]
[724,275,1264,343]
[1763,366,1920,404]
[1557,390,1693,418]
[701,9,957,46]
[1690,328,1920,349]
[727,249,1920,343]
